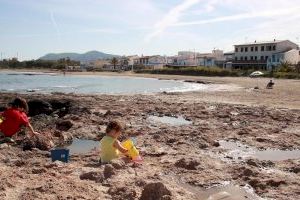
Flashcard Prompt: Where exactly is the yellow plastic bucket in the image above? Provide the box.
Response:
[122,139,139,159]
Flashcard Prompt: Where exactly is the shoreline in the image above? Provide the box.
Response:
[1,69,300,109]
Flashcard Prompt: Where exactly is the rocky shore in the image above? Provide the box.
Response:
[0,76,299,199]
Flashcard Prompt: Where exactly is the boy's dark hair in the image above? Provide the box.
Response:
[106,120,122,134]
[10,97,29,112]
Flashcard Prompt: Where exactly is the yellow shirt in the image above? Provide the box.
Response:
[100,136,119,163]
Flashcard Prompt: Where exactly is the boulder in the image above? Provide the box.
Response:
[140,182,171,200]
[56,120,73,131]
[111,159,126,169]
[108,186,137,200]
[28,100,53,116]
[266,179,286,187]
[79,171,104,183]
[175,158,200,170]
[32,167,47,174]
[104,164,116,179]
[22,133,54,151]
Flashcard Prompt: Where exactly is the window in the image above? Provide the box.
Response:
[261,46,265,51]
[235,48,238,52]
[260,56,264,60]
[251,47,254,52]
[241,57,244,61]
[273,45,276,51]
[254,56,257,60]
[255,46,258,51]
[245,56,248,60]
[235,57,237,61]
[241,47,244,52]
[265,56,268,60]
[245,47,248,52]
[250,56,253,60]
[267,46,272,51]
[272,55,275,62]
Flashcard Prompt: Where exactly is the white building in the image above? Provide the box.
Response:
[134,55,166,69]
[223,51,235,69]
[175,51,197,66]
[170,50,225,67]
[126,55,139,67]
[232,40,300,70]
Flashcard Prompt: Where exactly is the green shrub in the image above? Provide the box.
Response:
[135,66,239,77]
[273,72,300,79]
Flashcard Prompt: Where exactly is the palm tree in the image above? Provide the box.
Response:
[110,57,118,70]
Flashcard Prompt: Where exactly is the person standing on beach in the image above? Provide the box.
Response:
[0,97,39,143]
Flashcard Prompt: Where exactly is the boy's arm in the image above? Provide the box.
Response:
[113,140,128,154]
[27,123,39,137]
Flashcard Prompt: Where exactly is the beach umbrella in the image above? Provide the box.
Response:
[250,71,264,89]
[250,71,264,77]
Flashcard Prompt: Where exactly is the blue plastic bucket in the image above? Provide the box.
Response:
[50,148,70,163]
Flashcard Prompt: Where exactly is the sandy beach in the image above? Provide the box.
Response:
[0,71,299,200]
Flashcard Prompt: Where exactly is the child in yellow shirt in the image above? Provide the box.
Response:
[100,121,128,163]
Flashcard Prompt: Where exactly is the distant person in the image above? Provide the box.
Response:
[100,120,128,163]
[0,97,39,143]
[266,80,275,89]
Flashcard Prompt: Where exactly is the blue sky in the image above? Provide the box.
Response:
[1,0,300,60]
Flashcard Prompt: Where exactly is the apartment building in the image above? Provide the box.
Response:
[233,40,300,70]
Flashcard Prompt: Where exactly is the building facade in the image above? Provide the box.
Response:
[232,40,300,70]
[134,55,166,69]
[169,50,225,67]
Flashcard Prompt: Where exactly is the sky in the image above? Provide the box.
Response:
[0,0,300,61]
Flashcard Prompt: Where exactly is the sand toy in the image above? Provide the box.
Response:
[122,138,143,162]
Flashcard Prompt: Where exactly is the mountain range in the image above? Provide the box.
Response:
[39,51,120,62]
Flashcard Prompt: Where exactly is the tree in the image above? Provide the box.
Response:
[110,57,118,70]
[277,61,293,72]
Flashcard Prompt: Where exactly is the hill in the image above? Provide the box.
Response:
[39,51,120,62]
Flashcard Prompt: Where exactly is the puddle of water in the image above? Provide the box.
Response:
[148,115,192,126]
[66,139,99,155]
[200,184,260,200]
[175,179,261,200]
[165,173,262,200]
[219,140,300,161]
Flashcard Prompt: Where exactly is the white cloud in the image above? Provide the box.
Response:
[172,6,300,27]
[50,11,61,37]
[144,0,201,42]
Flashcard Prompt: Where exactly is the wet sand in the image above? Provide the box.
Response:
[0,71,299,200]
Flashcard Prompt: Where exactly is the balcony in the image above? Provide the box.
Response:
[232,60,267,64]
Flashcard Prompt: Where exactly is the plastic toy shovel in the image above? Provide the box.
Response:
[122,139,143,162]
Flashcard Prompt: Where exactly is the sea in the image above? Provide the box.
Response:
[0,71,202,94]
[0,71,240,94]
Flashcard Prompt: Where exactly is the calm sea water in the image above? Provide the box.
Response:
[0,71,203,94]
